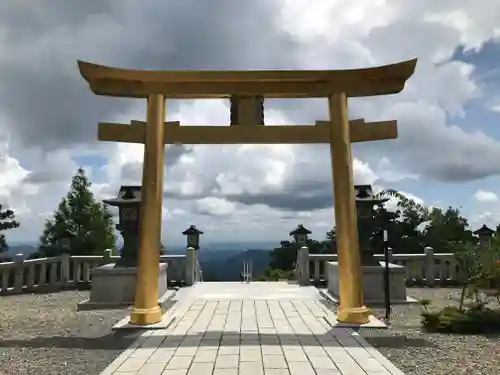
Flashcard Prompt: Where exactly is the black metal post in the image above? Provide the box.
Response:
[382,229,391,323]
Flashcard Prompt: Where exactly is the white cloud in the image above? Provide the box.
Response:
[384,190,425,213]
[488,100,500,113]
[195,197,236,216]
[474,189,498,202]
[375,157,419,183]
[0,139,39,216]
[1,0,500,244]
[469,211,500,231]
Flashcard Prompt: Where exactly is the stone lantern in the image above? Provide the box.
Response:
[103,185,141,267]
[39,227,76,257]
[81,185,169,310]
[329,185,409,305]
[182,225,204,250]
[290,224,311,245]
[355,184,389,266]
[59,228,76,254]
[473,224,494,250]
[280,240,292,249]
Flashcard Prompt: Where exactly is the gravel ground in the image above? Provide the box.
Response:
[325,288,500,375]
[0,291,176,375]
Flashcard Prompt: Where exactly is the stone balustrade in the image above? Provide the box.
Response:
[296,246,464,287]
[0,248,203,295]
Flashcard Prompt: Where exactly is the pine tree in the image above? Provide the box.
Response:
[39,167,116,256]
[0,205,20,253]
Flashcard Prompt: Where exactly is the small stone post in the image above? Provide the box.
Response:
[14,253,24,293]
[185,247,196,286]
[60,253,70,287]
[102,249,112,265]
[387,247,393,263]
[424,246,435,287]
[299,246,310,285]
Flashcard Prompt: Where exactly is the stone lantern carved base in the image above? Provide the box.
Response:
[327,261,414,304]
[77,263,169,311]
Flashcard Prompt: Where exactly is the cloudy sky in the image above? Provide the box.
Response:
[1,1,500,247]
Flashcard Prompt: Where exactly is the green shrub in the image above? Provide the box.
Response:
[421,305,500,333]
[418,299,431,309]
[256,268,295,281]
[419,240,500,333]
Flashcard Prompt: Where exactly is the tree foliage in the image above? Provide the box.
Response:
[375,189,475,254]
[423,207,475,252]
[0,204,19,253]
[269,237,331,271]
[268,189,481,274]
[38,168,116,256]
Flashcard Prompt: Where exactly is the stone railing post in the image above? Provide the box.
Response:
[14,253,24,293]
[299,246,310,285]
[60,253,70,287]
[196,258,203,282]
[294,248,300,276]
[424,246,435,287]
[102,249,112,264]
[185,247,195,286]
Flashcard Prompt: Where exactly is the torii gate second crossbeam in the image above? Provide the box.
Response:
[97,118,397,145]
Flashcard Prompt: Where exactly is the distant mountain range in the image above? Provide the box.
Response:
[3,244,38,257]
[198,248,273,281]
[2,241,276,255]
[162,244,276,281]
[1,242,277,280]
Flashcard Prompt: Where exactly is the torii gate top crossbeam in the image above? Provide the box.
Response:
[77,59,417,99]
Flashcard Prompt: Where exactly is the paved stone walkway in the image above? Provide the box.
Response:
[173,282,322,301]
[100,283,405,375]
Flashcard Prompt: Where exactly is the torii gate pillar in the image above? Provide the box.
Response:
[129,94,165,325]
[329,93,369,323]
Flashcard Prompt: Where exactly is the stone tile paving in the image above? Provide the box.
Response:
[173,281,322,301]
[100,295,406,375]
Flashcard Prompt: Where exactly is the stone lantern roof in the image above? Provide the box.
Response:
[354,184,389,204]
[289,224,312,236]
[182,225,204,235]
[103,185,142,206]
[473,224,495,236]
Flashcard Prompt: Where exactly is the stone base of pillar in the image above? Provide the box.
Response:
[77,263,168,310]
[327,261,410,305]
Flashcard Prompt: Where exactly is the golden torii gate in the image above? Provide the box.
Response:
[78,59,417,325]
